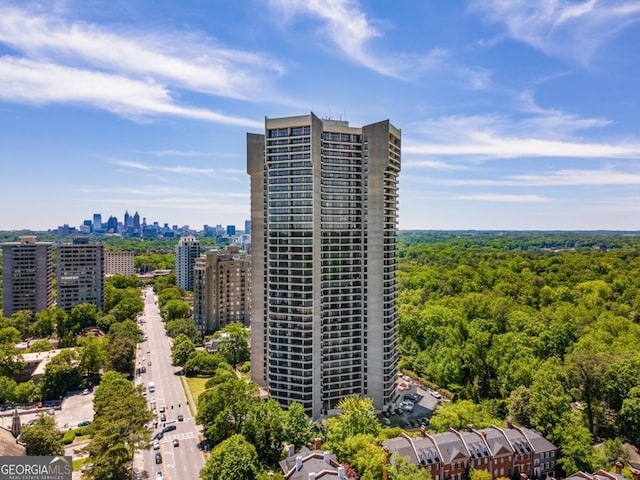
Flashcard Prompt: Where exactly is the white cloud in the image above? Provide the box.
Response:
[110,159,246,178]
[0,5,285,101]
[454,194,551,202]
[112,160,151,170]
[0,57,263,127]
[412,168,640,187]
[470,0,640,64]
[405,105,639,160]
[403,159,468,170]
[269,0,444,79]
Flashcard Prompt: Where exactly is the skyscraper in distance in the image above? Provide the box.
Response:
[247,113,401,418]
[175,236,200,291]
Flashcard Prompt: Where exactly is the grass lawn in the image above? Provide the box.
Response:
[184,376,211,403]
[72,457,91,471]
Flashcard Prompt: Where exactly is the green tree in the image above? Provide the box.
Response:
[69,303,99,332]
[197,377,260,445]
[552,416,597,475]
[508,386,534,428]
[565,348,610,435]
[84,371,153,480]
[201,434,259,480]
[326,396,381,447]
[166,317,200,343]
[468,467,492,480]
[40,349,81,400]
[241,399,285,466]
[215,322,250,366]
[389,454,433,480]
[109,295,144,323]
[619,386,640,447]
[184,351,229,377]
[429,400,501,433]
[78,335,106,376]
[107,319,142,343]
[334,434,384,480]
[33,307,67,339]
[25,339,54,352]
[0,326,21,344]
[13,380,41,403]
[0,343,24,377]
[0,375,17,403]
[161,299,191,321]
[171,334,196,367]
[20,414,64,456]
[106,336,136,377]
[283,402,314,450]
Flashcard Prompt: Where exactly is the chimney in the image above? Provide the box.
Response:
[467,424,475,432]
[632,469,640,480]
[481,431,487,439]
[324,451,331,464]
[314,437,323,450]
[420,425,427,437]
[286,443,295,458]
[296,456,303,471]
[506,417,513,429]
[615,462,623,475]
[338,466,346,480]
[308,474,316,480]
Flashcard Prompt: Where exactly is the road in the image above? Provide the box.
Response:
[134,286,205,480]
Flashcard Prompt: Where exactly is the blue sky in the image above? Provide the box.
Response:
[1,0,640,231]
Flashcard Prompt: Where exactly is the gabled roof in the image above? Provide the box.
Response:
[280,450,353,480]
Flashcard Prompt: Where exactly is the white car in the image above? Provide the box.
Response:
[153,440,160,450]
[430,391,442,399]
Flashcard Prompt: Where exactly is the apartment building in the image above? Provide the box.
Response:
[104,250,135,276]
[1,236,54,317]
[248,113,401,418]
[193,245,251,333]
[57,237,104,311]
[175,236,200,291]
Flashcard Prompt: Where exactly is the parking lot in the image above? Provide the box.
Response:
[0,389,94,432]
[381,384,447,431]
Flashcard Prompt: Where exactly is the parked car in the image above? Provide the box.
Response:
[155,452,162,464]
[177,414,184,422]
[153,440,160,450]
[160,413,166,422]
[156,472,164,480]
[430,391,442,399]
[82,389,90,395]
[78,420,92,427]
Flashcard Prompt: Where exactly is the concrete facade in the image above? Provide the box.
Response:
[193,246,251,333]
[1,236,54,317]
[104,251,135,276]
[248,113,401,418]
[57,237,104,312]
[175,236,200,291]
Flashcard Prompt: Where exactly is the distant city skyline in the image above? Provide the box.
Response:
[1,1,640,230]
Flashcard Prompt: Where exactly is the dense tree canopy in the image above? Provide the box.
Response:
[397,232,640,473]
[20,414,64,456]
[84,371,153,480]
